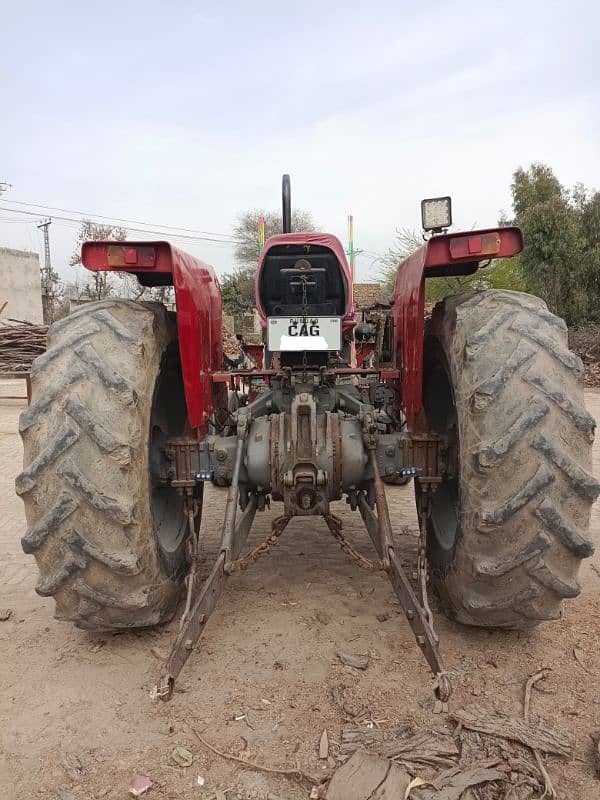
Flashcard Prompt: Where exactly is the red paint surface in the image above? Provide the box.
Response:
[392,227,523,428]
[81,240,222,432]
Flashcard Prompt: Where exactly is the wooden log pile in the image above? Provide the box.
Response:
[0,319,48,373]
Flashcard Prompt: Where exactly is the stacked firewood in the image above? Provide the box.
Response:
[0,319,48,372]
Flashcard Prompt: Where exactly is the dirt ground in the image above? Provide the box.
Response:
[1,380,599,800]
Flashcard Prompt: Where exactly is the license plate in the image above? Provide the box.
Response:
[267,316,341,351]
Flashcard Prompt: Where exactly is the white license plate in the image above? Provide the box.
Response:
[267,316,341,351]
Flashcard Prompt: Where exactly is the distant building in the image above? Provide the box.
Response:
[353,282,384,309]
[0,247,43,323]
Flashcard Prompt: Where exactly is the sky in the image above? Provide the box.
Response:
[1,0,599,284]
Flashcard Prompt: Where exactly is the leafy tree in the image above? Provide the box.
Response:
[221,268,256,316]
[574,185,600,321]
[222,208,317,316]
[508,163,598,325]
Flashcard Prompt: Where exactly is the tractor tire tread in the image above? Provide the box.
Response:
[18,299,183,630]
[426,289,597,629]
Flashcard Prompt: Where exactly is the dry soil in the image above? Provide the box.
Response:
[1,381,599,800]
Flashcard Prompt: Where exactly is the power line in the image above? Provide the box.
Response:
[0,205,238,246]
[0,198,241,242]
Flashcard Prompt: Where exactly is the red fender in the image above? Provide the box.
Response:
[81,241,222,433]
[392,227,523,428]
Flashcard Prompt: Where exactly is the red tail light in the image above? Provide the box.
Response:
[106,245,156,268]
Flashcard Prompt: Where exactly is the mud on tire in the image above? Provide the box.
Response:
[422,290,599,628]
[17,300,189,630]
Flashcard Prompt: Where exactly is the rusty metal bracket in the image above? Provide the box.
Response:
[363,429,452,704]
[386,545,451,703]
[152,552,227,702]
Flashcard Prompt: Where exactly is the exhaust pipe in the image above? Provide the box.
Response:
[282,174,291,233]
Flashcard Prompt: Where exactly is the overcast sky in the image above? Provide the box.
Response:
[1,0,599,283]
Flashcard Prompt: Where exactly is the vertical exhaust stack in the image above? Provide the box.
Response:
[282,173,291,233]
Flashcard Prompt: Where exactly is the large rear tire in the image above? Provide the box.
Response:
[422,290,599,628]
[17,299,191,630]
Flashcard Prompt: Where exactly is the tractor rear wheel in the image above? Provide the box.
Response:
[421,290,599,628]
[17,299,191,630]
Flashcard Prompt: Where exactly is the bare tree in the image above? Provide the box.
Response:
[70,219,127,300]
[378,228,424,291]
[233,208,316,268]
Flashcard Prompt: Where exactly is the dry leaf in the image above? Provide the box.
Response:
[404,776,431,799]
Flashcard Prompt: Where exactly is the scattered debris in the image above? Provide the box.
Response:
[326,750,410,800]
[129,774,153,797]
[188,724,319,787]
[196,775,205,786]
[412,760,507,799]
[376,613,390,622]
[150,646,167,661]
[0,608,12,621]
[337,651,369,670]
[170,745,194,767]
[339,721,413,754]
[89,639,106,653]
[326,750,508,800]
[339,724,459,772]
[331,685,370,722]
[319,729,329,759]
[221,324,245,365]
[523,669,557,799]
[404,777,431,798]
[450,704,572,758]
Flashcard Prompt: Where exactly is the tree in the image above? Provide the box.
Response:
[233,208,316,267]
[221,208,317,316]
[378,228,424,293]
[574,185,600,321]
[221,268,256,316]
[70,219,127,301]
[509,163,595,325]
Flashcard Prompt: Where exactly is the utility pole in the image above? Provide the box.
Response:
[37,218,54,324]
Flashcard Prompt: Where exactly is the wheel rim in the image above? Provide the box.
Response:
[421,339,460,574]
[149,349,191,574]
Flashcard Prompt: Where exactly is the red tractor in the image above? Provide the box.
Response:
[18,177,598,704]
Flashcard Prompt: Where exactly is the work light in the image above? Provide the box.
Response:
[421,196,452,232]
